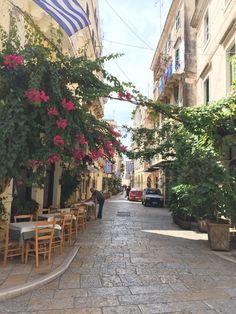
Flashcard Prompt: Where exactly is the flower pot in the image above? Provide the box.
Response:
[207,222,230,251]
[197,218,208,233]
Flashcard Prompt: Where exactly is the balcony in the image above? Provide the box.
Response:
[157,60,184,100]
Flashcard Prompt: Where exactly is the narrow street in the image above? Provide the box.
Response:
[1,194,236,313]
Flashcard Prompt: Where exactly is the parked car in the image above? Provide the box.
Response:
[128,188,143,202]
[142,188,163,207]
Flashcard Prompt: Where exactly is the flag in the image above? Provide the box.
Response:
[33,0,90,37]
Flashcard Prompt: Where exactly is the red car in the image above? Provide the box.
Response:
[128,188,143,202]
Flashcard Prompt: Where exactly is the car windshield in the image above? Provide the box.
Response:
[146,189,161,195]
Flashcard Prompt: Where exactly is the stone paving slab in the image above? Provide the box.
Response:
[1,194,236,313]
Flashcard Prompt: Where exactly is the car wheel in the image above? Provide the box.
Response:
[143,201,147,206]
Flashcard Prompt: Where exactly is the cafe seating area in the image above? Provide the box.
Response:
[0,201,96,271]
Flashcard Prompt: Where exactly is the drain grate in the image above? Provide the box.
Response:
[117,211,131,217]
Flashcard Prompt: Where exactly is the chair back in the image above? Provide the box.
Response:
[0,221,24,266]
[0,221,8,249]
[60,213,73,244]
[35,220,55,243]
[14,214,33,223]
[35,208,51,220]
[60,213,73,228]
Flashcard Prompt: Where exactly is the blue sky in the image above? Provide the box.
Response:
[99,0,172,146]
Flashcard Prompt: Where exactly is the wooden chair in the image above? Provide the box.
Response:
[60,213,73,245]
[0,221,24,266]
[25,220,55,267]
[35,208,50,220]
[14,214,33,223]
[75,204,87,231]
[70,205,87,241]
[52,215,65,254]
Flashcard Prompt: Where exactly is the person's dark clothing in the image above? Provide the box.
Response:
[126,187,131,198]
[92,190,105,219]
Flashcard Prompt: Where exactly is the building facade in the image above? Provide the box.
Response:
[191,0,236,104]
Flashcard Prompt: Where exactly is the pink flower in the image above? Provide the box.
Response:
[56,119,68,129]
[61,98,75,110]
[75,133,87,145]
[53,135,64,146]
[27,159,39,170]
[47,153,60,164]
[118,91,125,99]
[3,54,24,69]
[39,91,50,102]
[119,144,127,152]
[25,89,50,103]
[72,149,85,160]
[47,107,59,116]
[125,92,132,100]
[110,127,121,137]
[89,148,105,160]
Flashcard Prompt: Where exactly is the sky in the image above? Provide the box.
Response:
[99,0,172,147]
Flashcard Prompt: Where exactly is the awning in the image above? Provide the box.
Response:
[144,160,174,172]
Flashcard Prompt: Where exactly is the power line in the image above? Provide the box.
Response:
[103,39,154,51]
[104,0,154,51]
[103,47,131,82]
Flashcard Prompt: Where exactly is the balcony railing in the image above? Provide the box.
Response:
[158,62,173,95]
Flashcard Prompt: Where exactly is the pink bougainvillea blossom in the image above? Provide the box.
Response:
[47,107,59,116]
[118,91,125,99]
[75,133,88,145]
[117,91,132,101]
[89,148,105,160]
[61,98,75,110]
[110,127,121,137]
[72,149,85,160]
[3,54,24,69]
[25,89,50,103]
[125,92,132,100]
[119,144,127,152]
[56,119,68,129]
[53,135,64,146]
[47,153,60,164]
[27,159,39,170]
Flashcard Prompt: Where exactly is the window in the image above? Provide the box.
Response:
[204,11,209,44]
[203,77,210,104]
[173,85,179,103]
[226,42,236,92]
[175,48,180,71]
[176,11,180,30]
[167,33,171,51]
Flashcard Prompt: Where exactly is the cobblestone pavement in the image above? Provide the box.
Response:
[1,194,236,313]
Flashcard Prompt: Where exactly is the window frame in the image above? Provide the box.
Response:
[175,10,180,31]
[203,76,210,105]
[203,10,209,46]
[226,41,236,93]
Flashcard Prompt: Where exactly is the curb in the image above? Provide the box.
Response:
[211,250,236,264]
[0,246,79,301]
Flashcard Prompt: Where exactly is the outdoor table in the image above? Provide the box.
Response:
[38,213,77,226]
[38,213,61,222]
[83,201,96,220]
[9,221,61,246]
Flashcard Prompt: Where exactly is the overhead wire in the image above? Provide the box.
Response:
[103,0,154,51]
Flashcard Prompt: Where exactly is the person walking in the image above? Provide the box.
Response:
[88,187,105,219]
